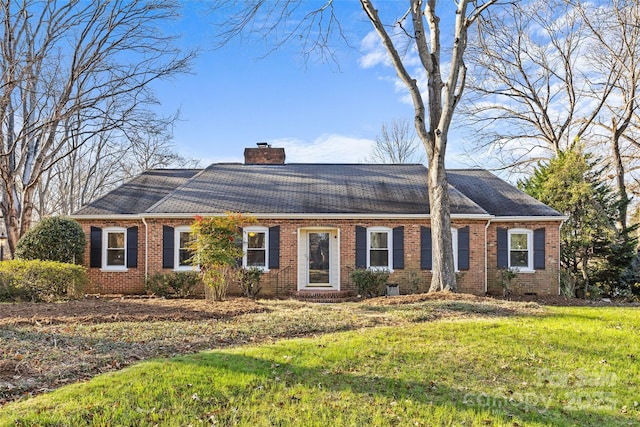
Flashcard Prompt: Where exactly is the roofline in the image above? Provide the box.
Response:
[490,215,568,222]
[70,214,143,220]
[70,213,566,221]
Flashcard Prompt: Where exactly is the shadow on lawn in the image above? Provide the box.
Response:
[164,351,636,426]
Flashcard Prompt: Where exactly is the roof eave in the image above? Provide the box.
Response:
[490,215,568,222]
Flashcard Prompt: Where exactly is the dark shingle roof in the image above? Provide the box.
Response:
[447,169,564,217]
[147,164,486,215]
[73,164,562,218]
[74,169,201,215]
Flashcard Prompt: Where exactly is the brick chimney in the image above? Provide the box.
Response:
[244,143,286,165]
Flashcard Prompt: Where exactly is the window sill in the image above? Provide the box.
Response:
[174,266,200,272]
[511,268,535,274]
[245,266,270,272]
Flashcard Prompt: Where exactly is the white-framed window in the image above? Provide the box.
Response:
[244,226,269,270]
[367,227,392,270]
[174,226,197,271]
[102,227,126,271]
[451,228,459,272]
[508,229,534,271]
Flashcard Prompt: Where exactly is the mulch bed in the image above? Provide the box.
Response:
[0,296,267,327]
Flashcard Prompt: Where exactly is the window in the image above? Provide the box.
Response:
[103,228,126,270]
[367,227,392,269]
[508,229,533,271]
[174,226,197,270]
[244,227,268,269]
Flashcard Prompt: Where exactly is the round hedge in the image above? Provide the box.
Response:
[15,217,86,264]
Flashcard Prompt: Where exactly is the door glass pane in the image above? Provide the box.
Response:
[308,232,330,284]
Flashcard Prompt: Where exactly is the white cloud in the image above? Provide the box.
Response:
[272,135,375,163]
[358,30,391,68]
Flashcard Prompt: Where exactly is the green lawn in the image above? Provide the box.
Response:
[1,305,639,426]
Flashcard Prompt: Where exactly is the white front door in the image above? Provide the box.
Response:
[298,228,340,290]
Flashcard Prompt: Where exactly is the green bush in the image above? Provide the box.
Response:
[145,271,200,298]
[238,267,262,298]
[349,268,390,297]
[0,259,88,302]
[15,217,86,264]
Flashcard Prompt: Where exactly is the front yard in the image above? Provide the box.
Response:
[1,294,639,426]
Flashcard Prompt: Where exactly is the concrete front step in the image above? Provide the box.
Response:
[292,290,358,303]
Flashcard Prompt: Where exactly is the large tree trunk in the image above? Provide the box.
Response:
[427,150,456,292]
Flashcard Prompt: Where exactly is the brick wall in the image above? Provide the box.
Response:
[77,217,562,297]
[486,221,562,296]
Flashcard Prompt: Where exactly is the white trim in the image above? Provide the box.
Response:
[243,226,269,271]
[366,227,393,271]
[72,213,492,220]
[101,227,127,271]
[508,228,534,272]
[174,226,198,271]
[71,212,567,222]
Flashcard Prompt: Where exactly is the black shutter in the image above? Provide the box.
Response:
[162,225,174,269]
[126,226,138,268]
[236,227,243,267]
[420,226,432,270]
[497,227,508,269]
[355,226,367,268]
[458,226,470,271]
[534,228,546,270]
[90,226,102,268]
[269,226,280,269]
[392,226,404,269]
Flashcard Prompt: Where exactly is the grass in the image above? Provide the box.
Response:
[1,304,639,426]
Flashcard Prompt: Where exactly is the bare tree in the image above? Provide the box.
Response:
[368,118,425,164]
[576,0,640,230]
[212,0,497,291]
[463,0,609,172]
[0,1,194,257]
[465,0,640,230]
[36,112,199,217]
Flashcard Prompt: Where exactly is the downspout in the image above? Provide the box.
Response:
[484,218,492,295]
[141,216,149,281]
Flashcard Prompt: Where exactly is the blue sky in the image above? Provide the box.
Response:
[153,2,470,166]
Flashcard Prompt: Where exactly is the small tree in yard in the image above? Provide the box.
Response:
[190,213,256,301]
[15,217,85,264]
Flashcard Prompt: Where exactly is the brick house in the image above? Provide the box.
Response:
[71,145,566,297]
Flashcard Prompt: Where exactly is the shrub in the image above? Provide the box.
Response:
[238,267,262,298]
[190,214,256,301]
[350,268,390,297]
[0,259,88,302]
[145,271,200,298]
[15,217,86,264]
[498,268,518,297]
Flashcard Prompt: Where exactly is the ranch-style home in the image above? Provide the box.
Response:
[71,145,566,297]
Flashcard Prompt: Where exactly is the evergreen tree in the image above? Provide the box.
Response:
[519,148,636,297]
